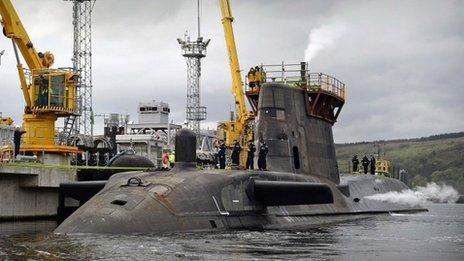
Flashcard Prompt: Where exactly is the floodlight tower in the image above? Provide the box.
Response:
[177,0,210,134]
[63,0,95,139]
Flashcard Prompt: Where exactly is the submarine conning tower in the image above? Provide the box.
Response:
[174,128,197,169]
[250,62,346,184]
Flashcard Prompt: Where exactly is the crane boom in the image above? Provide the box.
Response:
[217,0,254,167]
[219,0,247,121]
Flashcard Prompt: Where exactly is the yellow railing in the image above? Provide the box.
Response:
[29,68,76,114]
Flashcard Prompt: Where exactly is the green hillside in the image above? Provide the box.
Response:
[335,132,464,193]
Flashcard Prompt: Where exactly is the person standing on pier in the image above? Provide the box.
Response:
[218,141,226,169]
[258,140,269,170]
[231,140,241,165]
[370,156,376,175]
[246,141,256,170]
[361,155,370,174]
[13,126,26,158]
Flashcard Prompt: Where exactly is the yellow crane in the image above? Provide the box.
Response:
[217,0,254,167]
[0,0,78,156]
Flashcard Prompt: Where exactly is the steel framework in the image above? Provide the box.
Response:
[63,0,95,138]
[177,35,209,134]
[177,1,209,134]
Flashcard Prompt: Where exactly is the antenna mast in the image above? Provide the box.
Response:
[177,0,210,134]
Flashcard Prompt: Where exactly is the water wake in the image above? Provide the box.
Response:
[364,183,459,206]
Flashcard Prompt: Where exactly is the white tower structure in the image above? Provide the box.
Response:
[63,0,95,139]
[177,0,210,134]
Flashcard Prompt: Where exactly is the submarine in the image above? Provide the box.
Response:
[55,81,426,234]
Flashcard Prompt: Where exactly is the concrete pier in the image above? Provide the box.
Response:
[0,161,76,221]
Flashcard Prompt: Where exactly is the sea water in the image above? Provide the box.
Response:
[1,204,463,260]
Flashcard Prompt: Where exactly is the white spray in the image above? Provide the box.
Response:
[303,22,346,62]
[364,183,460,206]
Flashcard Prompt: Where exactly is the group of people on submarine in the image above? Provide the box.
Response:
[216,139,269,170]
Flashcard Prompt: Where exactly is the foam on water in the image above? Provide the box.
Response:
[364,182,459,206]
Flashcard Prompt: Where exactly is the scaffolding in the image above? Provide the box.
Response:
[63,0,95,139]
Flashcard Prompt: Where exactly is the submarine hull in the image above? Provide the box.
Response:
[55,169,424,234]
[55,82,426,234]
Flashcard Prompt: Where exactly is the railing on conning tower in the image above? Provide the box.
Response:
[245,62,345,101]
[244,62,346,124]
[308,73,346,100]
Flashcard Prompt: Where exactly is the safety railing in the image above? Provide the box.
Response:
[245,62,346,100]
[245,62,309,87]
[308,73,346,100]
[29,68,76,114]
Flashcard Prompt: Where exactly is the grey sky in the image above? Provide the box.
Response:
[0,0,463,143]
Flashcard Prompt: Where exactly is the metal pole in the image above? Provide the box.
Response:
[167,121,171,146]
[281,61,284,83]
[197,0,200,39]
[11,40,20,65]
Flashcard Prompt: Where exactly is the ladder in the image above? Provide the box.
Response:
[61,114,78,142]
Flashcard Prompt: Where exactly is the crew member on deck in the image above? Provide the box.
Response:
[218,141,226,169]
[169,152,175,168]
[258,140,269,170]
[370,156,376,175]
[361,155,370,174]
[246,141,256,170]
[231,140,241,165]
[247,68,256,91]
[162,151,170,169]
[260,67,266,85]
[352,155,359,173]
[254,66,262,88]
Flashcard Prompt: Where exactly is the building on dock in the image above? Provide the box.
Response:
[116,101,181,167]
